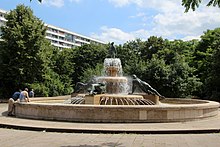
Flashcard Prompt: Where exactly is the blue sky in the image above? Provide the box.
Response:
[1,0,220,44]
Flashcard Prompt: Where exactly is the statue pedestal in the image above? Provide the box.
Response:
[106,66,119,76]
[142,94,159,105]
[85,94,103,105]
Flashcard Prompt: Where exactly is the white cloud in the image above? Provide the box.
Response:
[91,26,150,44]
[151,7,220,40]
[130,12,147,19]
[91,26,134,44]
[108,0,132,7]
[181,35,201,41]
[42,0,64,7]
[69,0,82,3]
[107,0,220,41]
[42,0,220,43]
[108,0,181,11]
[43,0,81,8]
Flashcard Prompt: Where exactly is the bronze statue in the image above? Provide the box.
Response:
[73,81,106,95]
[131,75,164,98]
[109,42,117,58]
[73,82,88,93]
[89,83,106,95]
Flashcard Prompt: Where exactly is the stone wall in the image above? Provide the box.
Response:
[14,98,219,123]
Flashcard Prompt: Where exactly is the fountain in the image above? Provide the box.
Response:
[68,57,157,106]
[12,43,219,123]
[98,58,128,94]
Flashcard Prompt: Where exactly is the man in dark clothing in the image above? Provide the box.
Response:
[12,91,20,100]
[8,90,21,116]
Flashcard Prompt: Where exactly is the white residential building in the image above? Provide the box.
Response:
[0,9,7,41]
[0,8,105,48]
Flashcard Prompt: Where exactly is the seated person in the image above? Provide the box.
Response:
[19,88,30,102]
[8,90,21,116]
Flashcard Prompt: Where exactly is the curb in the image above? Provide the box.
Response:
[1,123,220,134]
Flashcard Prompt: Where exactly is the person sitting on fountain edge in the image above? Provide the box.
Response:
[8,89,22,116]
[131,74,165,99]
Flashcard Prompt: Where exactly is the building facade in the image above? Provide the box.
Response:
[0,9,7,41]
[0,8,105,48]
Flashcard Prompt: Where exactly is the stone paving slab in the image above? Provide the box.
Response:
[1,128,220,147]
[1,103,220,134]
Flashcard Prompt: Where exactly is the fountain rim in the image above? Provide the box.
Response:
[13,96,219,123]
[28,97,219,108]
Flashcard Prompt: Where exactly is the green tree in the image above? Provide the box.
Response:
[167,55,201,97]
[0,5,73,97]
[120,37,201,98]
[80,63,103,83]
[71,44,107,86]
[194,28,220,100]
[182,0,220,12]
[208,43,220,100]
[52,48,75,94]
[118,39,143,73]
[126,56,170,97]
[158,40,197,65]
[140,36,166,60]
[30,43,73,97]
[0,5,48,97]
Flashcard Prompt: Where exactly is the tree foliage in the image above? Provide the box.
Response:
[194,28,220,100]
[0,5,73,97]
[71,44,107,85]
[1,4,220,100]
[105,37,201,98]
[182,0,220,12]
[0,5,47,97]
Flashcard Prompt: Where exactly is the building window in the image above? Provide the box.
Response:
[65,34,74,42]
[59,31,65,35]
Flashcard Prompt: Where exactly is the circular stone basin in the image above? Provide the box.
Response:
[13,96,219,123]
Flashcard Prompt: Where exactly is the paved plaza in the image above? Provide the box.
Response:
[1,128,220,147]
[1,103,220,146]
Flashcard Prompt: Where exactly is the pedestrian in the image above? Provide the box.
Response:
[29,89,34,98]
